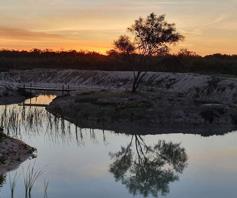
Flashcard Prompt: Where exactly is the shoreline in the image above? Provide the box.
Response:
[0,96,29,105]
[47,90,237,136]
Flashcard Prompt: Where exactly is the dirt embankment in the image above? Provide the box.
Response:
[1,69,237,101]
[2,69,237,135]
[1,69,237,103]
[32,69,237,136]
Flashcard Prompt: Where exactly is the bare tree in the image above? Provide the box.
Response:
[112,13,184,92]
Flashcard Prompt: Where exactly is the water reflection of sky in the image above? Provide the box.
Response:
[0,95,237,198]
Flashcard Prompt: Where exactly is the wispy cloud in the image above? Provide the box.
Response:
[0,27,62,40]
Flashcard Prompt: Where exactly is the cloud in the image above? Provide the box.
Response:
[0,26,63,41]
[0,26,113,53]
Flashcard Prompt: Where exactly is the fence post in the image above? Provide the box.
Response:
[67,85,70,96]
[30,83,32,95]
[62,85,64,96]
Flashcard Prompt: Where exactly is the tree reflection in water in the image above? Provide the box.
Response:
[0,175,6,194]
[109,135,188,197]
[0,175,6,188]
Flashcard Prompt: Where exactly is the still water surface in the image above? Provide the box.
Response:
[0,95,237,198]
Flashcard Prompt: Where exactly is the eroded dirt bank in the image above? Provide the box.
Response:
[1,69,237,100]
[2,69,237,103]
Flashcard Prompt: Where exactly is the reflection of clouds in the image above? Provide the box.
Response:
[81,165,108,178]
[24,95,56,105]
[191,148,237,171]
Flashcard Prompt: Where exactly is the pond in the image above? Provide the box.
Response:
[0,94,237,198]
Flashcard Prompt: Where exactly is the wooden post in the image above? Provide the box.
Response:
[67,85,70,96]
[62,85,64,96]
[30,83,32,95]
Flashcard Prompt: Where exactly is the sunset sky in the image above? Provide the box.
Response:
[0,0,236,55]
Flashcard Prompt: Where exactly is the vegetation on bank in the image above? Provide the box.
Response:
[0,49,236,75]
[0,49,234,73]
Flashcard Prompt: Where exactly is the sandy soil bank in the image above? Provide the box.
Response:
[1,69,237,103]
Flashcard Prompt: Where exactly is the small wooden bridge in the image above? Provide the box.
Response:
[18,84,76,96]
[19,103,49,107]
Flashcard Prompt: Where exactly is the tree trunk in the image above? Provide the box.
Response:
[132,71,140,93]
[132,71,147,93]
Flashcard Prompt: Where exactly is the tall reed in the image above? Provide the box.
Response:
[23,163,42,198]
[9,172,18,198]
[43,180,49,198]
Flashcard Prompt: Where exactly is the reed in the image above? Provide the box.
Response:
[43,180,49,198]
[23,163,42,198]
[9,172,18,198]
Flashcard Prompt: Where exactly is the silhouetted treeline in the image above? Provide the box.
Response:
[0,49,237,75]
[0,49,116,71]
